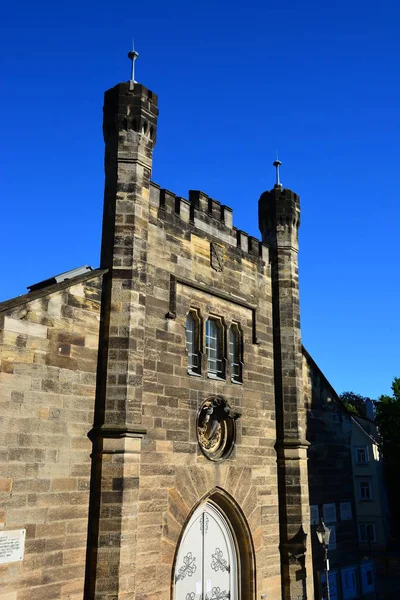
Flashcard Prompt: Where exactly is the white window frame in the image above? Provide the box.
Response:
[358,480,373,501]
[355,446,369,465]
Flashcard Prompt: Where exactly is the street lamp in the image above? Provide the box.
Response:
[316,519,331,600]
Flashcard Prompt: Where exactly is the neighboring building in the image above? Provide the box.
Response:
[351,413,391,599]
[351,413,388,553]
[304,350,360,600]
[0,69,385,600]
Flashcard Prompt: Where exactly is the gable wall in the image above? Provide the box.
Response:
[0,274,103,600]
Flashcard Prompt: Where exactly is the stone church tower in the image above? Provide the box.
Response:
[84,75,313,599]
[4,66,370,600]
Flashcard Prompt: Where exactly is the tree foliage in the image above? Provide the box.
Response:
[375,377,400,451]
[339,391,372,417]
[374,377,400,540]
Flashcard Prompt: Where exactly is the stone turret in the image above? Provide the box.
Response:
[85,80,158,599]
[98,80,158,427]
[101,82,158,271]
[259,181,313,600]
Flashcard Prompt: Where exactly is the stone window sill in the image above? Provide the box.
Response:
[188,369,202,377]
[207,373,226,382]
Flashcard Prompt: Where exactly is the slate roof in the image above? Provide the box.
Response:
[0,268,107,314]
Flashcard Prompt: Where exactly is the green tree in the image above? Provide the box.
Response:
[339,391,372,417]
[375,377,400,449]
[375,377,400,540]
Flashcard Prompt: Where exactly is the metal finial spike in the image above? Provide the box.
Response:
[273,156,282,189]
[128,40,139,84]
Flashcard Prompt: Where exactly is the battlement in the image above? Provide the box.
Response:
[104,82,158,111]
[150,182,268,262]
[103,83,159,147]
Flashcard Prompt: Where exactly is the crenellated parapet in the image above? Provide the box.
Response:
[150,182,268,262]
[103,83,158,144]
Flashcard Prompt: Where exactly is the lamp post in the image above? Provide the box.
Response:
[316,519,331,600]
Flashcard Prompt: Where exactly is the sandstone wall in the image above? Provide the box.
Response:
[119,183,282,600]
[0,271,104,600]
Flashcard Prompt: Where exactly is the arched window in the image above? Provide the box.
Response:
[186,310,201,374]
[206,318,224,378]
[229,324,242,383]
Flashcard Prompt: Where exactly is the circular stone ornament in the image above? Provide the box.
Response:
[197,396,241,461]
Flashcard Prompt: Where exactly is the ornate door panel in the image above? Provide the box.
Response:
[203,507,236,600]
[174,504,237,600]
[174,510,203,600]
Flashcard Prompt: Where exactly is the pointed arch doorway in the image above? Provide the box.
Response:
[174,502,238,600]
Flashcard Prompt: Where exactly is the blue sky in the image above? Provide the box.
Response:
[1,1,399,398]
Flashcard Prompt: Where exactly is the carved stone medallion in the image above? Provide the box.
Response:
[197,396,241,461]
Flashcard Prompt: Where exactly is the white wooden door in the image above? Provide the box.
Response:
[174,503,237,600]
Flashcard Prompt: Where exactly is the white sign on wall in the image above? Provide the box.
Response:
[340,502,352,521]
[323,503,337,523]
[0,529,26,565]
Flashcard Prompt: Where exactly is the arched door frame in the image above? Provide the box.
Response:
[171,487,256,600]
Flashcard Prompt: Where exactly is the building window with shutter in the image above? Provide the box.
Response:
[186,310,201,375]
[206,317,224,378]
[229,324,242,383]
